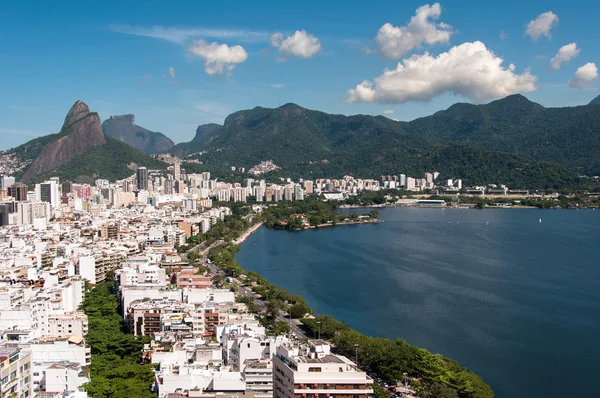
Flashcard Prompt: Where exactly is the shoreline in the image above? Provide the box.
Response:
[308,218,380,228]
[227,217,493,397]
[233,221,263,245]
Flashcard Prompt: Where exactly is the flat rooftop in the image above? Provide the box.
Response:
[297,354,344,364]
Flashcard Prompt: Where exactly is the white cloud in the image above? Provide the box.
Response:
[525,11,559,41]
[269,83,284,89]
[361,46,374,54]
[569,63,598,88]
[186,40,248,76]
[383,110,395,115]
[374,3,454,60]
[168,66,176,79]
[109,24,270,44]
[550,43,580,70]
[270,30,321,59]
[347,41,537,104]
[499,31,508,40]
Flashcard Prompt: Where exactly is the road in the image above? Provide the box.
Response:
[185,234,308,340]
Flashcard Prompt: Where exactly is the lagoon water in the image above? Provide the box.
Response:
[236,208,600,398]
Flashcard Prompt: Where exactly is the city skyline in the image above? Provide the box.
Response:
[2,0,600,150]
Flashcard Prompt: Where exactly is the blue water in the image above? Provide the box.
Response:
[236,208,600,398]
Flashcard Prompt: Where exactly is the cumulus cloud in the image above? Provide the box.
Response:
[270,30,321,59]
[383,110,395,115]
[186,40,248,76]
[550,43,580,70]
[168,66,176,79]
[374,3,454,59]
[347,41,537,104]
[525,11,559,41]
[109,24,270,44]
[569,63,598,88]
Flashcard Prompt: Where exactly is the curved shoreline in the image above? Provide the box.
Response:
[231,217,493,397]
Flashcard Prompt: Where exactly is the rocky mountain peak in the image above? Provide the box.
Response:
[22,101,106,180]
[109,114,136,124]
[62,100,91,129]
[102,114,173,154]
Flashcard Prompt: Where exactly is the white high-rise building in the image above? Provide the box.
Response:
[272,341,373,398]
[218,189,231,202]
[15,201,51,226]
[35,179,61,208]
[294,184,304,201]
[399,174,407,187]
[173,161,181,181]
[0,174,15,190]
[233,187,247,203]
[284,185,294,201]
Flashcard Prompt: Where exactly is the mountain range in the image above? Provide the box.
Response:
[6,94,600,189]
[10,101,165,183]
[169,94,600,185]
[102,114,174,154]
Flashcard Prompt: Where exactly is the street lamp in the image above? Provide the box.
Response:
[354,344,359,366]
[317,321,321,340]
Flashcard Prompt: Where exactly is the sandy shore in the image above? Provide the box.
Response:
[234,222,263,245]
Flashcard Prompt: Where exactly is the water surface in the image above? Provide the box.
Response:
[237,208,600,398]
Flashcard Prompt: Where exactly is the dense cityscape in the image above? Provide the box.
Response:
[0,157,521,398]
[4,1,600,397]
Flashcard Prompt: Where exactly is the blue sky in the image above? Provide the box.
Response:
[1,0,599,150]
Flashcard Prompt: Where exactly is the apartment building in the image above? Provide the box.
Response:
[272,340,373,398]
[0,347,32,398]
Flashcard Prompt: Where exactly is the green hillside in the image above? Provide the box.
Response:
[418,143,583,190]
[169,99,591,189]
[9,133,59,163]
[406,94,600,174]
[15,136,166,184]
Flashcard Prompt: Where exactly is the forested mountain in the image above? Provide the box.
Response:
[102,114,174,154]
[10,101,166,183]
[406,94,600,173]
[589,95,600,106]
[170,95,600,183]
[172,103,431,170]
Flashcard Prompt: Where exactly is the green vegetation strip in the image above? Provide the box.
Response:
[80,281,156,398]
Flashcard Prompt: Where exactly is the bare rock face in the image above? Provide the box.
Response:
[22,100,106,180]
[102,114,174,154]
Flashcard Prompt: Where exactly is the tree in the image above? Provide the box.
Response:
[289,303,312,319]
[269,321,291,336]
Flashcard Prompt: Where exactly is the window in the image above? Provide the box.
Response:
[308,367,321,372]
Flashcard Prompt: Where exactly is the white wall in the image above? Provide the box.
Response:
[78,256,96,284]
